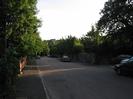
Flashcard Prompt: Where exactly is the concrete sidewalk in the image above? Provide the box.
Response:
[16,70,46,99]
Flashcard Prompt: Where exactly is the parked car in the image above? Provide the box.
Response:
[61,55,71,62]
[112,54,132,64]
[113,57,133,75]
[120,58,130,64]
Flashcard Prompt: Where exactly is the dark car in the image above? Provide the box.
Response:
[61,55,71,62]
[112,54,132,64]
[113,57,133,75]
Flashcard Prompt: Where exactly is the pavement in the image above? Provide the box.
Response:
[15,69,46,99]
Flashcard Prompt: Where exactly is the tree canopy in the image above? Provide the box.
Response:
[98,0,133,40]
[47,36,84,58]
[0,0,45,96]
[98,0,133,55]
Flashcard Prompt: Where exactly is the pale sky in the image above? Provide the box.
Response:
[37,0,107,40]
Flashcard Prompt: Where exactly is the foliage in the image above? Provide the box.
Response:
[98,0,133,55]
[47,39,57,56]
[47,36,84,58]
[0,48,19,96]
[98,0,133,33]
[0,0,42,56]
[58,36,83,57]
[17,33,44,56]
[41,40,49,56]
[0,0,43,97]
[81,25,103,53]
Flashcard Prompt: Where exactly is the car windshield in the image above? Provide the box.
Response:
[118,55,131,59]
[121,59,129,63]
[127,57,133,62]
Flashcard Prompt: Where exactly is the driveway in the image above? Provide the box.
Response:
[36,57,133,99]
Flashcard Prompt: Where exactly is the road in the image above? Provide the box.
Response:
[36,57,133,99]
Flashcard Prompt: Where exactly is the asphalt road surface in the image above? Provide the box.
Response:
[36,57,133,99]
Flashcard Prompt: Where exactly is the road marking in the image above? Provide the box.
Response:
[38,68,50,99]
[37,67,86,99]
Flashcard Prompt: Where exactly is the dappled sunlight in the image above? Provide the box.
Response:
[19,67,86,77]
[39,67,86,75]
[18,70,39,77]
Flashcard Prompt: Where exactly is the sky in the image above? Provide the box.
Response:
[36,0,107,40]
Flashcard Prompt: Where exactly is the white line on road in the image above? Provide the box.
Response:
[37,67,86,99]
[38,68,50,99]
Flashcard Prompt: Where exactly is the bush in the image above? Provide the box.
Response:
[0,48,19,97]
[78,52,95,64]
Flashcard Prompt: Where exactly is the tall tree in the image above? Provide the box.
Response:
[98,0,133,33]
[98,0,133,54]
[0,0,42,96]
